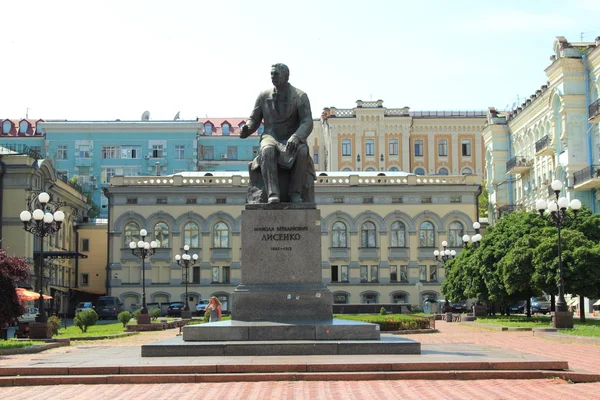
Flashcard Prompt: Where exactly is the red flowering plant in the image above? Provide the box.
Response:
[0,248,30,330]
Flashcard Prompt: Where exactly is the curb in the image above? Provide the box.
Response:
[0,341,69,356]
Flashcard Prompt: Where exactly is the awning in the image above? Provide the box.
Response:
[34,251,88,260]
[70,288,106,295]
[16,288,52,301]
[593,299,600,306]
[567,297,579,306]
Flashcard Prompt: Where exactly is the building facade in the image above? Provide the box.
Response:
[104,171,481,312]
[0,147,91,314]
[483,36,600,222]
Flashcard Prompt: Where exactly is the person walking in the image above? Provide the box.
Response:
[207,296,222,322]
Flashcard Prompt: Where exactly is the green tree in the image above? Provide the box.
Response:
[478,183,489,219]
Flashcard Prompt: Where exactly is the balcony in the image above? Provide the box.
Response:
[573,165,600,190]
[535,135,554,157]
[358,248,379,261]
[210,248,232,262]
[506,156,533,175]
[75,157,93,167]
[388,248,409,260]
[589,98,600,124]
[329,247,350,261]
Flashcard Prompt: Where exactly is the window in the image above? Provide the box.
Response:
[183,222,200,248]
[175,145,185,160]
[342,139,352,156]
[154,222,170,248]
[81,273,89,286]
[204,123,212,135]
[363,197,374,204]
[313,149,319,163]
[77,145,91,159]
[212,266,220,283]
[360,265,379,283]
[102,146,119,159]
[392,293,407,303]
[419,266,427,281]
[438,139,448,156]
[127,198,137,204]
[461,167,473,175]
[462,139,471,156]
[333,293,349,304]
[57,145,68,160]
[365,139,375,156]
[332,222,347,248]
[227,146,238,160]
[389,139,398,155]
[389,167,399,172]
[370,265,379,282]
[419,221,435,247]
[222,123,230,135]
[19,120,29,133]
[124,222,140,246]
[202,146,214,160]
[156,198,167,205]
[399,265,408,282]
[192,266,200,284]
[429,265,437,282]
[330,265,349,282]
[414,167,425,176]
[152,144,164,158]
[438,167,449,175]
[362,293,378,304]
[121,145,141,159]
[333,197,344,203]
[390,221,406,247]
[361,221,377,248]
[414,140,423,156]
[81,239,90,252]
[216,198,226,204]
[2,120,11,134]
[448,221,464,247]
[213,222,229,248]
[223,266,231,283]
[390,265,398,282]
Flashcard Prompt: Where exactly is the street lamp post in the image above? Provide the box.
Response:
[19,192,66,323]
[434,240,456,263]
[462,222,483,249]
[129,229,157,324]
[535,179,581,328]
[175,245,198,319]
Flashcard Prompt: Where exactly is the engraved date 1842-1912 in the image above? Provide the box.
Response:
[271,246,292,251]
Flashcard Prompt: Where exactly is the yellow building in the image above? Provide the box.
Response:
[104,171,481,312]
[318,100,486,177]
[0,147,91,315]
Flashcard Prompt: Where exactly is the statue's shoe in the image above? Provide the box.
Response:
[290,193,303,203]
[268,196,280,204]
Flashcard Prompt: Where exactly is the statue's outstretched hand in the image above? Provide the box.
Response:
[240,125,250,139]
[286,135,300,154]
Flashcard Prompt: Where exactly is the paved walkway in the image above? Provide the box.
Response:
[1,321,600,399]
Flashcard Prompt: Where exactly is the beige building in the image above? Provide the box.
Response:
[318,100,487,177]
[0,147,91,314]
[104,171,481,312]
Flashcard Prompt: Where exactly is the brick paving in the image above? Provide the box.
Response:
[2,321,600,399]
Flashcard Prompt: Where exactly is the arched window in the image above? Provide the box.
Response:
[365,167,376,171]
[361,292,379,304]
[332,221,347,248]
[2,120,11,134]
[361,221,377,248]
[448,221,464,247]
[438,167,449,175]
[414,167,425,176]
[342,168,352,172]
[389,167,399,172]
[204,123,212,135]
[222,123,230,136]
[183,222,200,248]
[390,221,406,248]
[213,222,229,248]
[333,292,349,304]
[153,222,170,248]
[19,121,29,134]
[124,222,139,246]
[419,221,435,247]
[392,292,407,304]
[461,167,473,175]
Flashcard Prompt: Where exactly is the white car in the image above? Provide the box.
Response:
[195,300,209,316]
[75,302,94,314]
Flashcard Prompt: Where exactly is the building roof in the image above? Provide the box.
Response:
[1,118,45,136]
[198,118,261,137]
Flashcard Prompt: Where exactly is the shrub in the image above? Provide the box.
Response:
[74,309,98,333]
[118,311,132,327]
[48,315,62,335]
[380,307,387,315]
[150,308,161,320]
[203,309,210,323]
[133,309,141,320]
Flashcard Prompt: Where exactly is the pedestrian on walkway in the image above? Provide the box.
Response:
[207,296,222,322]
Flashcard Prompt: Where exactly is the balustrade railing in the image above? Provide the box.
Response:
[589,98,600,120]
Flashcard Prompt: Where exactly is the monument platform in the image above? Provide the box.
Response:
[143,333,420,357]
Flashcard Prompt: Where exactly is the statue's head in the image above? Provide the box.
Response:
[271,63,289,87]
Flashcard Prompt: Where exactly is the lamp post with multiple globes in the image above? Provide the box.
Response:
[175,245,198,319]
[19,192,66,323]
[129,229,157,323]
[462,221,483,249]
[535,179,581,328]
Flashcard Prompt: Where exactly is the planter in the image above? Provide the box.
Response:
[28,322,53,339]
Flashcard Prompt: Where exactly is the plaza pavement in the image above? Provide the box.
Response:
[1,318,600,399]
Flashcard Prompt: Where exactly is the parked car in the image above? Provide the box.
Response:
[96,296,124,320]
[508,301,526,314]
[531,296,551,315]
[195,299,209,316]
[451,300,467,313]
[167,302,186,317]
[75,302,94,314]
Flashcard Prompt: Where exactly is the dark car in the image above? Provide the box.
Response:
[167,302,186,317]
[531,296,551,315]
[96,296,124,320]
[508,301,525,314]
[451,300,467,313]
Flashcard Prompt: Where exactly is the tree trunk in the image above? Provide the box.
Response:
[526,298,532,318]
[580,296,586,323]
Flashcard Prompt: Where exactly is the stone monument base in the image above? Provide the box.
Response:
[552,311,574,329]
[182,318,380,342]
[28,322,53,339]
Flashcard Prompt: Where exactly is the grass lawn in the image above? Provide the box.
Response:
[55,322,127,338]
[335,314,429,322]
[0,339,45,349]
[475,316,600,337]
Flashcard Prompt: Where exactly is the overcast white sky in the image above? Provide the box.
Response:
[1,0,598,121]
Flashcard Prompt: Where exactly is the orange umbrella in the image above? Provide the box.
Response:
[16,288,52,301]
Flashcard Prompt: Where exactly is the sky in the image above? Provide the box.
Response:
[1,0,598,121]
